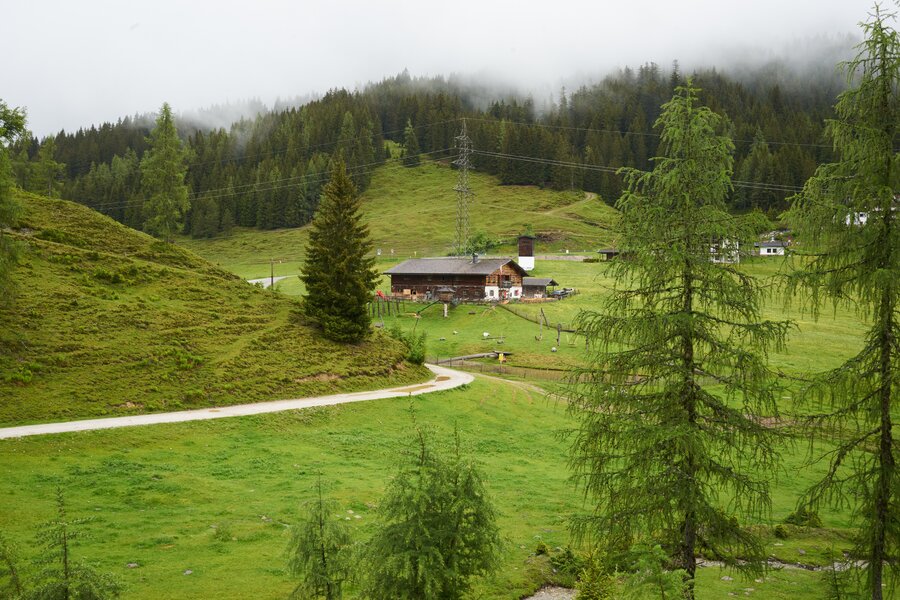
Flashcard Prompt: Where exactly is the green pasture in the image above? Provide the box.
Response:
[0,377,857,599]
[178,159,619,281]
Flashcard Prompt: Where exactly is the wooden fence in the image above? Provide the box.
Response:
[433,358,571,382]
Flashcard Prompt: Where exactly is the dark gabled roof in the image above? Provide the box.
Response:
[523,277,557,287]
[754,240,788,248]
[384,257,528,277]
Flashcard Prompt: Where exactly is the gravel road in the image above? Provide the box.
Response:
[0,364,471,439]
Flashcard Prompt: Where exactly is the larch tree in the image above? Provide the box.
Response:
[0,530,24,599]
[286,477,351,600]
[362,425,501,600]
[567,82,789,597]
[401,119,420,167]
[300,158,378,343]
[784,7,900,599]
[30,487,121,600]
[141,102,189,242]
[0,100,26,306]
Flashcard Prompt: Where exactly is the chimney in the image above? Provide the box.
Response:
[471,252,478,264]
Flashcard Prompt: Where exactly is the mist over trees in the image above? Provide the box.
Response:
[8,62,841,237]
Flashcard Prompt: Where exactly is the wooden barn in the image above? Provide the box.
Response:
[384,256,528,301]
[522,277,558,299]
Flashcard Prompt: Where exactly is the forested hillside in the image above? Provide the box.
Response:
[10,64,841,239]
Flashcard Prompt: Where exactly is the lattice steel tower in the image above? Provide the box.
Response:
[453,119,473,256]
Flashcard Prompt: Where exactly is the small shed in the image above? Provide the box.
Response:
[522,277,558,299]
[597,248,621,261]
[435,286,456,302]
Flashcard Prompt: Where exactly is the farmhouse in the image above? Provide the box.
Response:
[754,240,788,256]
[385,256,529,301]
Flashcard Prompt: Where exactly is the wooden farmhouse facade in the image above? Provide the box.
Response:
[385,257,529,301]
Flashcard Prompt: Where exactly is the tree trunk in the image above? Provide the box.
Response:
[871,39,895,597]
[871,286,894,600]
[681,261,698,598]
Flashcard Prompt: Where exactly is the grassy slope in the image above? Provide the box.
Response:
[0,192,429,425]
[178,159,620,284]
[0,168,876,597]
[0,377,841,600]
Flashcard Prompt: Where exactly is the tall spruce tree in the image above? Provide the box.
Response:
[0,100,26,306]
[300,159,378,343]
[784,8,900,598]
[567,82,789,596]
[286,477,351,600]
[141,103,189,242]
[31,137,65,198]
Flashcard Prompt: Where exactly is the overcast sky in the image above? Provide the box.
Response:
[4,0,881,137]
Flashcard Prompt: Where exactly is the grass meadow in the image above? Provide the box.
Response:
[178,159,620,282]
[0,377,852,599]
[0,164,882,598]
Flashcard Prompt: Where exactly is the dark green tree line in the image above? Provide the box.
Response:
[15,62,840,236]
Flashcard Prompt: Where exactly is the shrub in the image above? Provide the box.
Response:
[550,546,584,579]
[784,506,822,528]
[577,555,618,600]
[93,268,125,284]
[386,325,426,365]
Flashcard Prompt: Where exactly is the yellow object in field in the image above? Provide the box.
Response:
[498,353,505,363]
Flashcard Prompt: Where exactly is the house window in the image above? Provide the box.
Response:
[489,289,495,297]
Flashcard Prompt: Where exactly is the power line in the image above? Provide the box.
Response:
[85,148,457,213]
[470,148,804,194]
[463,116,837,150]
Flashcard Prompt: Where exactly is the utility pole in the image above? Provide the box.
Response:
[453,119,473,257]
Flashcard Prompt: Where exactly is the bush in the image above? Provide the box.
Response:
[386,325,426,365]
[577,555,618,600]
[550,546,584,579]
[534,540,549,556]
[93,268,125,284]
[3,367,32,385]
[774,524,790,539]
[784,506,822,528]
[462,231,500,255]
